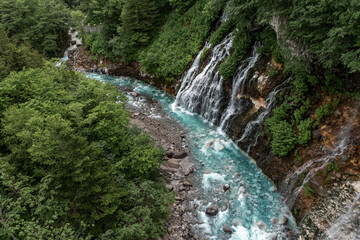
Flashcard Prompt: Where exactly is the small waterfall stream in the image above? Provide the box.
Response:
[236,77,292,153]
[218,45,260,132]
[174,33,233,125]
[280,107,359,208]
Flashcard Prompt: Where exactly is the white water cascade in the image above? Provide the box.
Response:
[236,77,292,153]
[174,33,233,125]
[57,28,81,65]
[218,45,260,132]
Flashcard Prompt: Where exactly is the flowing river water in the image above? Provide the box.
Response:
[85,73,297,240]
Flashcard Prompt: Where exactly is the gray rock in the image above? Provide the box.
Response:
[205,206,219,216]
[279,215,288,225]
[166,184,173,191]
[232,219,239,226]
[183,181,192,187]
[271,217,278,225]
[167,150,188,159]
[167,158,181,168]
[312,129,322,141]
[223,224,232,234]
[257,221,267,230]
[223,184,230,191]
[131,92,138,97]
[221,205,228,212]
[309,179,329,197]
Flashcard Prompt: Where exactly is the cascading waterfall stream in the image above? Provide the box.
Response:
[218,44,260,132]
[280,106,359,208]
[57,28,81,66]
[236,77,292,153]
[174,33,233,125]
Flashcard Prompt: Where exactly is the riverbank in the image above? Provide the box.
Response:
[119,87,197,240]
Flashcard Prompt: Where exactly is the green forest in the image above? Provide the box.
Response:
[0,0,359,239]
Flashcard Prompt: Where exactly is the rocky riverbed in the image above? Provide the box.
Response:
[121,88,197,240]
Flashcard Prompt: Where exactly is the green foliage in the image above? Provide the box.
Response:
[304,183,316,197]
[0,25,43,80]
[228,0,360,73]
[139,0,224,83]
[219,27,252,80]
[297,118,314,145]
[256,26,279,60]
[209,20,235,46]
[316,103,332,122]
[267,120,297,157]
[0,63,170,239]
[200,47,210,62]
[0,0,70,57]
[327,162,340,173]
[322,72,344,94]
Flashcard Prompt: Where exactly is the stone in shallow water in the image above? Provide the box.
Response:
[239,186,246,193]
[223,224,232,234]
[204,139,215,148]
[205,206,219,216]
[257,221,267,230]
[271,217,278,225]
[278,215,288,225]
[232,219,239,226]
[223,184,230,191]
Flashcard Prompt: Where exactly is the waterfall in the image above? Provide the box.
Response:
[218,45,260,132]
[174,33,233,125]
[236,77,292,153]
[57,28,81,66]
[280,106,359,208]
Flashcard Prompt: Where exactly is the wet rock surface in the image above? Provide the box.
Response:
[123,91,195,240]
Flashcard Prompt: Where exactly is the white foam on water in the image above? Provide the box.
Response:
[202,173,226,190]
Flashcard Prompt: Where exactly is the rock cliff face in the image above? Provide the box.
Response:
[69,40,359,239]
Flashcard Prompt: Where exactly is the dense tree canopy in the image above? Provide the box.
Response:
[0,0,70,57]
[0,63,170,239]
[0,25,43,80]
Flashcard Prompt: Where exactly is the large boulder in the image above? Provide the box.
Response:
[278,215,288,225]
[309,179,329,197]
[205,206,219,216]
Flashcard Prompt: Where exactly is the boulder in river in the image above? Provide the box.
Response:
[257,221,267,230]
[278,215,288,225]
[223,224,232,234]
[223,184,230,191]
[205,206,219,216]
[131,92,138,97]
